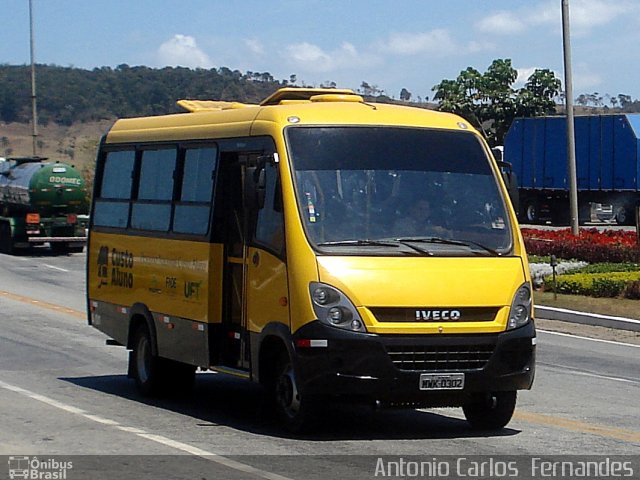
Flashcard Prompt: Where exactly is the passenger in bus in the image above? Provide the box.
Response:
[393,197,444,238]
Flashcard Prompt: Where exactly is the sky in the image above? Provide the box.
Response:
[3,0,640,103]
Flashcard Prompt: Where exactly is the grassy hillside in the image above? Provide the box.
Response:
[1,120,112,174]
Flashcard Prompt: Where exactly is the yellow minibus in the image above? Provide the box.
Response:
[87,87,535,431]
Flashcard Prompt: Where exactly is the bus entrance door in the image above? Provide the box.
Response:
[217,155,249,370]
[219,153,269,371]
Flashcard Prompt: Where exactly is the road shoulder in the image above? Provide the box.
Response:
[536,318,640,345]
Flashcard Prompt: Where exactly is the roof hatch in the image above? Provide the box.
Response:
[177,87,364,112]
[260,87,362,105]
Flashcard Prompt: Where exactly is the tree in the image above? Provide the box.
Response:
[359,81,384,97]
[432,59,561,146]
[618,94,632,109]
[399,88,412,102]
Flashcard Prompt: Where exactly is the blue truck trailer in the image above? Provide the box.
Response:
[504,114,640,225]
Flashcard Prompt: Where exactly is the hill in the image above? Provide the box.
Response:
[0,64,426,172]
[0,64,289,126]
[1,120,111,174]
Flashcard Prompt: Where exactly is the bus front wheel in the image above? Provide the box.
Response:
[273,356,316,432]
[462,391,517,430]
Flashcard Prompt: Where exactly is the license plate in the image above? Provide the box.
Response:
[419,373,465,390]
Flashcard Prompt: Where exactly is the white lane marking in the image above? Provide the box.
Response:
[537,329,640,348]
[540,363,640,386]
[43,264,69,272]
[0,379,294,480]
[537,305,640,325]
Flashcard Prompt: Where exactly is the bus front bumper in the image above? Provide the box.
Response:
[292,320,536,407]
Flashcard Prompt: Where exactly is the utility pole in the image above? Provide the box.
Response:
[29,0,38,156]
[562,0,579,235]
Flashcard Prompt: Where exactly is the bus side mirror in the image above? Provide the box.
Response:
[254,154,278,210]
[254,166,266,210]
[243,153,275,210]
[243,166,265,211]
[496,159,519,213]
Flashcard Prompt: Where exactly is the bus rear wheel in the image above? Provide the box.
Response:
[462,391,517,430]
[131,324,160,396]
[130,324,196,396]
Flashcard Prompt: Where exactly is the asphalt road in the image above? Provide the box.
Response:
[0,250,638,479]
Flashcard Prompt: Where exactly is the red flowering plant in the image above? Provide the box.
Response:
[521,228,640,263]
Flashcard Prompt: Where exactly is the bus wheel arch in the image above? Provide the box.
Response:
[127,305,158,355]
[258,333,316,432]
[127,309,196,396]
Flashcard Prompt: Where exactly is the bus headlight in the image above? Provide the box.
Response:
[310,282,366,332]
[507,283,532,330]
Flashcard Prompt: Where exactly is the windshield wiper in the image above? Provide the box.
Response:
[317,239,400,247]
[394,236,500,256]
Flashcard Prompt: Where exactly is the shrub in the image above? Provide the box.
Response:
[623,280,640,300]
[575,263,640,274]
[544,271,640,298]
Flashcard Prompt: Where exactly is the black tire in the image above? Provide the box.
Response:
[0,222,15,255]
[52,243,84,254]
[130,324,161,396]
[50,243,69,255]
[272,355,315,433]
[551,206,570,226]
[615,206,634,226]
[463,391,517,430]
[524,202,539,224]
[129,324,196,396]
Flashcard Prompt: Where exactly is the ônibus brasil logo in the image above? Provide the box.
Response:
[8,456,73,479]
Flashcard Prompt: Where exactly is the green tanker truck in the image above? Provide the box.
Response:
[0,156,89,254]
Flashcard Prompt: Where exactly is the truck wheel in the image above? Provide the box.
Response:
[615,206,634,226]
[50,243,69,255]
[273,355,315,432]
[51,243,84,254]
[463,391,517,430]
[0,223,14,254]
[524,202,539,224]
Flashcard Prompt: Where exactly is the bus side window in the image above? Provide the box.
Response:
[254,161,284,254]
[93,150,135,228]
[173,146,218,235]
[131,148,176,231]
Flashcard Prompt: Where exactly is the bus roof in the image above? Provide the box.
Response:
[105,87,477,144]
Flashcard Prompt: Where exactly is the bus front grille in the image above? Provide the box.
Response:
[385,344,495,372]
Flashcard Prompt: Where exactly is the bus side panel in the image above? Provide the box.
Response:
[87,231,223,366]
[246,246,290,333]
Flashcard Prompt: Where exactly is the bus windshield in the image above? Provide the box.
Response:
[286,126,512,255]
